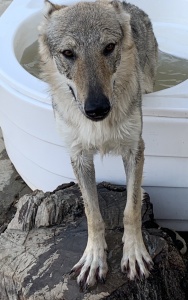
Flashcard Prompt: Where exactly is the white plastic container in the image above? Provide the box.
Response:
[0,0,188,230]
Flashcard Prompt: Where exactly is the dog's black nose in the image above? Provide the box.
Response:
[84,95,111,121]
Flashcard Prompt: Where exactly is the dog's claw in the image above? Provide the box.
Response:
[69,265,82,278]
[72,238,108,288]
[79,280,85,292]
[145,259,154,270]
[100,276,106,284]
[122,256,152,280]
[69,269,74,275]
[121,231,153,280]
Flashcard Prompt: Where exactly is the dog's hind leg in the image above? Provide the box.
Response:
[121,138,153,279]
[70,150,108,289]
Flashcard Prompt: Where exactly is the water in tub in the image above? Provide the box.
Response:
[20,40,40,79]
[20,40,188,92]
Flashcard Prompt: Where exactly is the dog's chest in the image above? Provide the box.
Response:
[70,117,139,155]
[55,101,141,154]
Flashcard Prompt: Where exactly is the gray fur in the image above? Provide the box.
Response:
[38,0,158,289]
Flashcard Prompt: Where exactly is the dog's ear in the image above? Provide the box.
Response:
[38,1,66,36]
[44,0,66,17]
[110,0,131,26]
[104,0,130,22]
[106,0,132,51]
[100,0,124,12]
[110,0,130,17]
[109,0,123,13]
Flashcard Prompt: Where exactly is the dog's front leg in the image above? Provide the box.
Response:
[121,138,153,279]
[70,150,108,288]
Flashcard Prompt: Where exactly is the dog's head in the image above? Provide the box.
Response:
[39,0,132,121]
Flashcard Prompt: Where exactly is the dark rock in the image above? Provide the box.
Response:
[0,182,187,300]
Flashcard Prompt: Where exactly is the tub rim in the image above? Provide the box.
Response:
[0,0,188,118]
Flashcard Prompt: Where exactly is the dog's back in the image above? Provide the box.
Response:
[123,2,158,93]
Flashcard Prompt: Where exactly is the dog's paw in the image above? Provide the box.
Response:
[70,238,108,290]
[121,231,153,280]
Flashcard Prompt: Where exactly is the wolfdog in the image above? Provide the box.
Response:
[38,0,158,288]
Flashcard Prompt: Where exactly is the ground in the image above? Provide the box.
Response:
[0,128,32,229]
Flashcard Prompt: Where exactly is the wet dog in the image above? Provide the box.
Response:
[38,0,158,288]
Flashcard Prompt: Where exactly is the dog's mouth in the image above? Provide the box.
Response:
[84,110,110,122]
[68,85,76,100]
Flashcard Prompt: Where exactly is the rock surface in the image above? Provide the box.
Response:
[0,182,188,300]
[0,129,32,229]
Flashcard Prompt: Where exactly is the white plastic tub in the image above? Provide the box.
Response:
[0,0,188,230]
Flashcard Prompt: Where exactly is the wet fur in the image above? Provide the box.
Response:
[39,0,158,289]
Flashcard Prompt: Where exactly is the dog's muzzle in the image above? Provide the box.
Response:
[84,95,111,121]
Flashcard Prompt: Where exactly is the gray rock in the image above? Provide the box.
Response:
[0,182,187,300]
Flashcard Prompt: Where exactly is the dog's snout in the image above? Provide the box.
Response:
[84,95,111,121]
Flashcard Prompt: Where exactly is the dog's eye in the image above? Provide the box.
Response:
[103,43,116,56]
[62,50,74,59]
